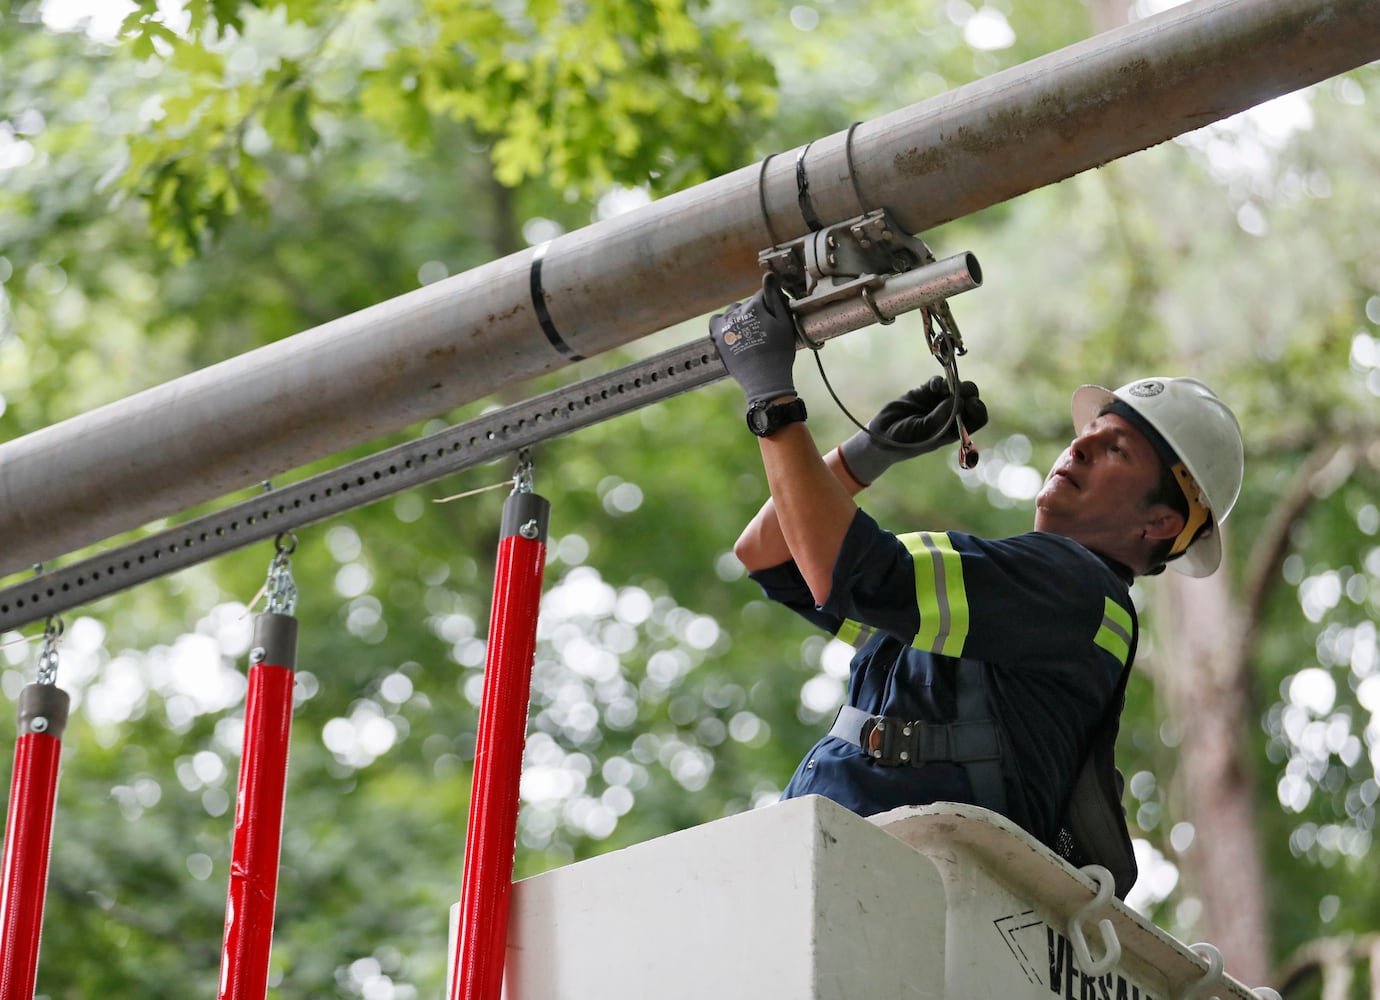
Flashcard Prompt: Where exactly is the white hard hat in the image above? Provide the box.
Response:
[1071,377,1244,577]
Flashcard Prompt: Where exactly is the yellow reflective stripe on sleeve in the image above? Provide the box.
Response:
[836,619,860,646]
[1094,597,1133,666]
[835,619,875,650]
[898,532,970,657]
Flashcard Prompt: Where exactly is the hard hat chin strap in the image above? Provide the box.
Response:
[1168,463,1212,557]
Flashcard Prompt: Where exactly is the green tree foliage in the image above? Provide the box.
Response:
[2,0,1379,996]
[113,0,777,258]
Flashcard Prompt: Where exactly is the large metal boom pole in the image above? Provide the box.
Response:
[0,0,1376,577]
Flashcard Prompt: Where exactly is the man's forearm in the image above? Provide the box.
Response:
[734,425,865,601]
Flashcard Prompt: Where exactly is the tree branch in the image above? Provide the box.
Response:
[1275,933,1380,999]
[1235,439,1352,667]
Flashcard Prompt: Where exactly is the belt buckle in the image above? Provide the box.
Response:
[861,716,917,766]
[863,716,886,758]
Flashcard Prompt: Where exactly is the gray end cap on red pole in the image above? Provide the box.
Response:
[251,612,299,670]
[18,683,71,739]
[500,491,551,544]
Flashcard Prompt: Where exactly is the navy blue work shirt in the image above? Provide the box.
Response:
[750,509,1137,845]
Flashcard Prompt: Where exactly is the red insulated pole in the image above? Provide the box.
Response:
[218,611,298,1000]
[0,682,71,1000]
[452,486,550,1000]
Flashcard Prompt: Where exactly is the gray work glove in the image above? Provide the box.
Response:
[709,273,799,406]
[838,376,988,485]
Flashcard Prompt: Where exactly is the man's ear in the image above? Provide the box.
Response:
[1142,504,1186,543]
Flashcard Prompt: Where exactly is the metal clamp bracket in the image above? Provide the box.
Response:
[759,207,983,468]
[760,208,935,291]
[759,208,950,316]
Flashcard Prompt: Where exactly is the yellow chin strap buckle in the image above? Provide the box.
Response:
[1168,463,1212,557]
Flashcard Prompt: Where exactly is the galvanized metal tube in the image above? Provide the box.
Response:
[0,0,1376,575]
[795,252,981,342]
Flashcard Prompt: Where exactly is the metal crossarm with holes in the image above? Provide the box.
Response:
[0,251,980,632]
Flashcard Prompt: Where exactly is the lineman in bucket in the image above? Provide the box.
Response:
[710,276,1244,895]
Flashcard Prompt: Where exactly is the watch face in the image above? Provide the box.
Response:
[747,399,805,436]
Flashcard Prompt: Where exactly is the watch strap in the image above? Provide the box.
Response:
[747,397,808,437]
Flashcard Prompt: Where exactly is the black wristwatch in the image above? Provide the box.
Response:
[746,397,808,437]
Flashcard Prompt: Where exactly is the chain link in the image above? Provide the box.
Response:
[36,615,63,686]
[265,533,299,616]
[511,449,535,494]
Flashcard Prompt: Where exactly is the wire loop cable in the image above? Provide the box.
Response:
[800,301,978,469]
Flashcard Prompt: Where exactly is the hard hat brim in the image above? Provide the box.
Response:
[1071,385,1116,434]
[1173,529,1221,577]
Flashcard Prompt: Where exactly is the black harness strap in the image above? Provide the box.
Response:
[829,672,1009,818]
[955,665,1010,817]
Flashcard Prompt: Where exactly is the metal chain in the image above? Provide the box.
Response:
[511,449,535,495]
[36,614,63,686]
[264,533,299,616]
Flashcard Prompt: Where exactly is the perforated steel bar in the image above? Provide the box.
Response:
[0,337,720,632]
[0,0,1374,576]
[0,253,981,631]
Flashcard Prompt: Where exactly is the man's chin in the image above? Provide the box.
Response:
[1032,498,1068,532]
